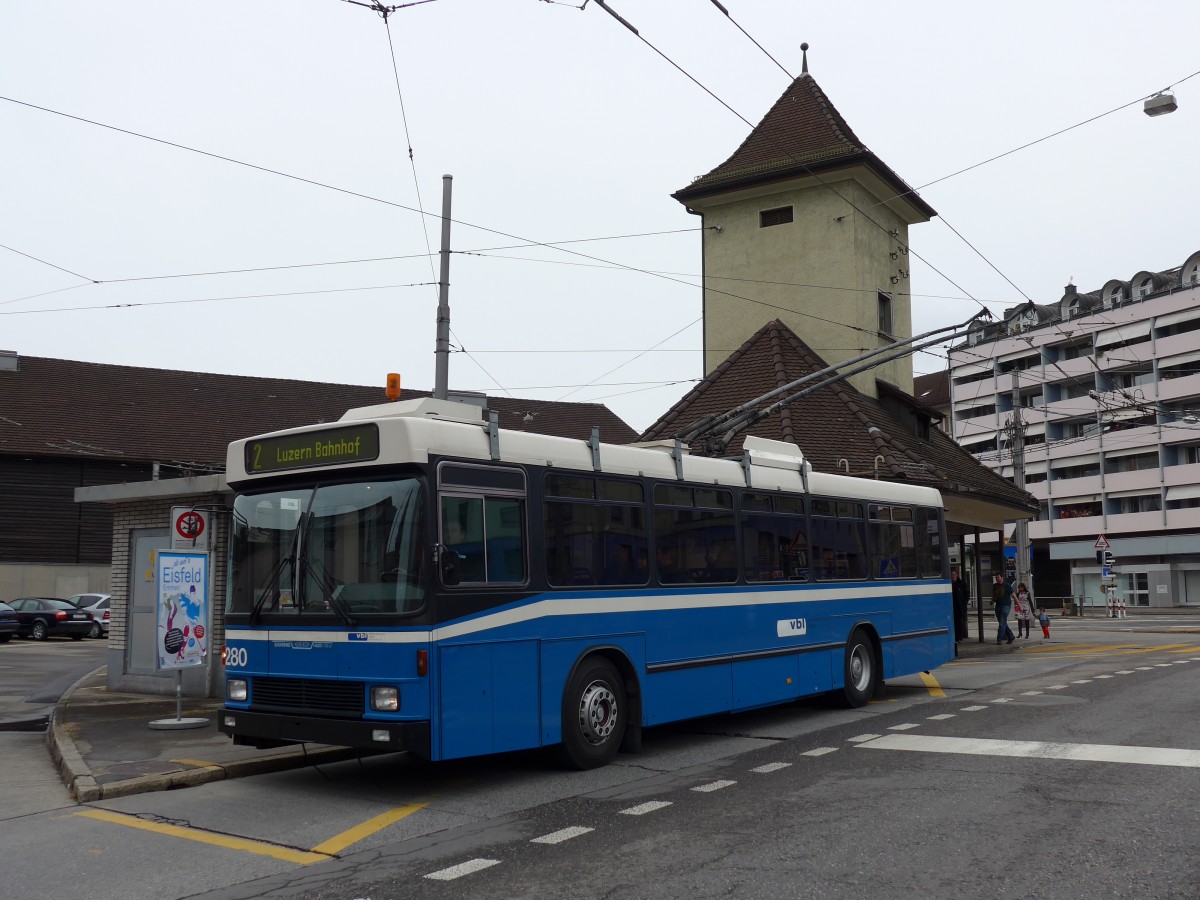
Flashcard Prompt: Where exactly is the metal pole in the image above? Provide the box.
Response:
[974,527,984,642]
[433,174,453,400]
[1011,373,1031,593]
[175,669,183,722]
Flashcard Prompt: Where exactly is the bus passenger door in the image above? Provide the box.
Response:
[438,640,540,760]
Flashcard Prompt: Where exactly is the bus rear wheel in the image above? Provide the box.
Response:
[840,628,877,708]
[560,657,625,770]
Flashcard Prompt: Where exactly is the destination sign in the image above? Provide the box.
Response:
[245,424,380,474]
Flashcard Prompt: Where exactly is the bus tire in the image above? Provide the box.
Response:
[560,656,626,770]
[840,628,877,708]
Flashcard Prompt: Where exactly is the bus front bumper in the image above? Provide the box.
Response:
[218,708,430,758]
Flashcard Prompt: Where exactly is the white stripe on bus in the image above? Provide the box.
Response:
[226,582,947,645]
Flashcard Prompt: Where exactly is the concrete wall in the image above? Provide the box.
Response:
[693,173,915,397]
[0,563,111,600]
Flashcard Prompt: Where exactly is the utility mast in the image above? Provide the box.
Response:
[433,174,452,400]
[1009,372,1031,588]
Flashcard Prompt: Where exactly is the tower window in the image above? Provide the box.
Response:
[759,206,793,228]
[878,291,894,336]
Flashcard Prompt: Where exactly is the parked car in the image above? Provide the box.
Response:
[69,593,112,639]
[9,597,93,641]
[0,601,18,643]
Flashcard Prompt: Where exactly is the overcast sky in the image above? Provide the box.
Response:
[3,1,1198,433]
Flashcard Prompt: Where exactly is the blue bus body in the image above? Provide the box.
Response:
[219,398,952,767]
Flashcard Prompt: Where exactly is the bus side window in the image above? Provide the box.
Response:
[442,496,485,583]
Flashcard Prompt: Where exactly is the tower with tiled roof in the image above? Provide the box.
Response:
[673,45,936,398]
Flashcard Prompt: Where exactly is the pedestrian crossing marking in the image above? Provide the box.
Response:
[857,734,1200,768]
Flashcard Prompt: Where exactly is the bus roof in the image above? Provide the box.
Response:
[227,398,943,508]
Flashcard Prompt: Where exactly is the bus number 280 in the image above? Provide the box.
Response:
[226,646,248,668]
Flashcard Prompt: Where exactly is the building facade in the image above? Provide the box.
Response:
[948,249,1200,606]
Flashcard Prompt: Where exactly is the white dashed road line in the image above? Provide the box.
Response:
[692,780,736,793]
[620,801,672,816]
[847,733,881,743]
[801,747,837,757]
[751,762,792,772]
[425,859,501,881]
[927,713,955,720]
[531,827,593,845]
[960,705,989,711]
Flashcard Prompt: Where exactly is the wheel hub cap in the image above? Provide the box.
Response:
[577,680,617,745]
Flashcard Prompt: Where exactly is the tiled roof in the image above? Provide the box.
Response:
[0,356,638,470]
[913,370,950,408]
[640,321,1036,514]
[673,73,936,219]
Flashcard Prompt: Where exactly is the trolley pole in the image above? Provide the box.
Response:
[433,174,453,400]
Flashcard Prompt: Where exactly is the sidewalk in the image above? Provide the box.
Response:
[47,669,366,803]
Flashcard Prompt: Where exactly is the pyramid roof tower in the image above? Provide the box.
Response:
[670,47,938,395]
[641,320,1036,531]
[673,49,935,222]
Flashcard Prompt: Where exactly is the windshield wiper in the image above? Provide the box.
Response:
[295,505,357,626]
[302,551,357,627]
[248,528,299,625]
[248,496,313,625]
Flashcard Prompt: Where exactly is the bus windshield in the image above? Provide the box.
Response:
[228,478,426,618]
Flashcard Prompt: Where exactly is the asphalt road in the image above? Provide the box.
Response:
[3,625,1200,899]
[0,634,106,726]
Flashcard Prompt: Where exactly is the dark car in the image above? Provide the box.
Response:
[69,593,112,639]
[9,597,93,641]
[0,601,17,643]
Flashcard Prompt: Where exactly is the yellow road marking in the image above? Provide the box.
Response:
[169,759,222,769]
[917,672,945,698]
[76,809,332,865]
[310,803,427,856]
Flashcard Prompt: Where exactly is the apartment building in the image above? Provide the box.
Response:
[947,249,1200,607]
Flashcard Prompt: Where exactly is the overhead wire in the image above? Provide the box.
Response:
[593,3,991,316]
[0,281,437,316]
[0,241,95,283]
[343,0,516,398]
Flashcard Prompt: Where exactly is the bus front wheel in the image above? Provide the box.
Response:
[560,656,626,770]
[840,628,877,708]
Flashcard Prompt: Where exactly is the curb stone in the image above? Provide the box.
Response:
[45,667,377,802]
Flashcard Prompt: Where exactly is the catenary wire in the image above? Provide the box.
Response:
[0,282,436,316]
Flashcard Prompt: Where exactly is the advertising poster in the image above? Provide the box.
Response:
[156,551,209,670]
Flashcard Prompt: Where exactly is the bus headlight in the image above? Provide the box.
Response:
[227,679,248,701]
[371,686,399,711]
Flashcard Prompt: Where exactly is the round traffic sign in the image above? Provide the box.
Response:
[175,511,205,540]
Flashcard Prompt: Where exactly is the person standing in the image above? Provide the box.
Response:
[950,567,969,643]
[1013,582,1034,639]
[991,573,1014,645]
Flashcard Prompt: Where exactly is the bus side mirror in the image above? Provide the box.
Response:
[439,547,461,586]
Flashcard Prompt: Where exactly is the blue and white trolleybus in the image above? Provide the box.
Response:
[219,396,953,768]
